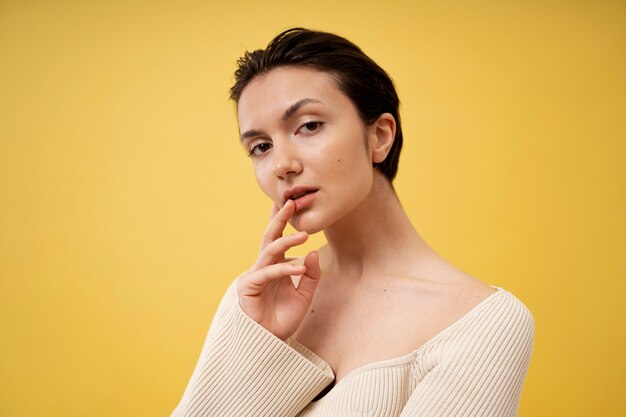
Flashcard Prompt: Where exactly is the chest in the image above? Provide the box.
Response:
[292,286,465,383]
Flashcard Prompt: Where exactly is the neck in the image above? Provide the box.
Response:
[319,173,436,284]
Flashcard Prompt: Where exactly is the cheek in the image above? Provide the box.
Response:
[327,144,374,200]
[253,163,275,200]
[331,138,373,178]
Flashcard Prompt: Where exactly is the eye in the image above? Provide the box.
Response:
[296,121,323,135]
[248,142,272,157]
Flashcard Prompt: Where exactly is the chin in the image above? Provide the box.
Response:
[289,211,327,235]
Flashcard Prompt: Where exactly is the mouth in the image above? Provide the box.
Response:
[283,187,319,206]
[290,190,316,200]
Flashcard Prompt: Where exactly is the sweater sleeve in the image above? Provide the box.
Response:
[170,279,335,417]
[399,292,535,417]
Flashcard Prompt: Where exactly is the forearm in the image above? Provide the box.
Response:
[171,293,334,417]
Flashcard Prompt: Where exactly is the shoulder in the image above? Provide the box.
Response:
[480,288,535,333]
[450,288,535,355]
[415,287,535,381]
[401,257,533,338]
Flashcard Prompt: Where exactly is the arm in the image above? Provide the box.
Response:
[400,294,535,417]
[171,200,333,416]
[170,280,334,417]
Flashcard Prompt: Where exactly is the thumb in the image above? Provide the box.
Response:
[296,251,321,302]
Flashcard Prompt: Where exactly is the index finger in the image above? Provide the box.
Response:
[260,199,296,249]
[269,203,280,220]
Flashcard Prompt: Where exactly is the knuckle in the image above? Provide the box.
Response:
[261,243,277,258]
[267,239,288,254]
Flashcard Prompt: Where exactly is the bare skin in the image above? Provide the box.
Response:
[236,67,497,387]
[237,173,496,385]
[237,198,322,341]
[291,174,497,384]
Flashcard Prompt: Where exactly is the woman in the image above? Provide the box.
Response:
[171,28,534,417]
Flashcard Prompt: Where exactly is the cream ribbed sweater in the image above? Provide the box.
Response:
[171,281,534,417]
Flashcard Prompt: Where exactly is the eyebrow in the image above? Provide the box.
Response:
[240,98,323,141]
[282,98,322,121]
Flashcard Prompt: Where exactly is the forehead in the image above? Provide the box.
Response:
[237,67,353,128]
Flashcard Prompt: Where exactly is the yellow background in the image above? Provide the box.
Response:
[1,1,624,416]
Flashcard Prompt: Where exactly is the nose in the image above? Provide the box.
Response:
[271,141,302,179]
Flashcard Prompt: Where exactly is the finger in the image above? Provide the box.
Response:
[260,199,296,249]
[254,231,308,269]
[296,251,321,302]
[240,262,306,294]
[270,203,280,221]
[264,199,295,241]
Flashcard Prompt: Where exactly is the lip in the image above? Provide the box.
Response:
[292,190,317,212]
[283,186,319,205]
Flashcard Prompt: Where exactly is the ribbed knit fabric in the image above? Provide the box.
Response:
[171,281,534,417]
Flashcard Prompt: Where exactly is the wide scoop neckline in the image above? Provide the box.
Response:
[310,286,507,400]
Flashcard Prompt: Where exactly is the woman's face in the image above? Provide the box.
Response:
[237,66,378,233]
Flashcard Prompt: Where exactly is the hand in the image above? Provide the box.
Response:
[237,199,322,340]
